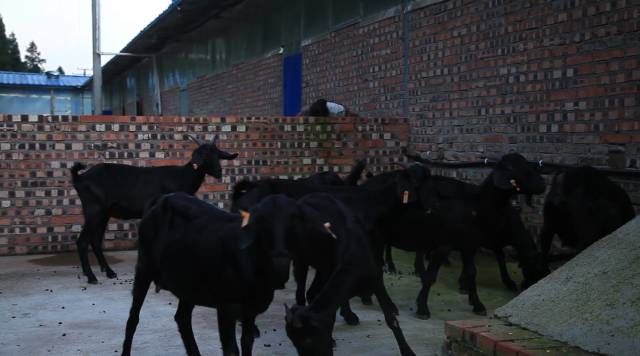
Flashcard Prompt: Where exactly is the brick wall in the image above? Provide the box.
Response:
[302,16,405,117]
[299,0,639,167]
[0,114,408,255]
[186,54,283,116]
[298,0,640,238]
[407,0,640,167]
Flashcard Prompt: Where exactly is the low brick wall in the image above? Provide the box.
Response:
[0,114,409,255]
[444,319,599,355]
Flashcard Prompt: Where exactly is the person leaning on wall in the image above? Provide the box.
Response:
[298,99,360,117]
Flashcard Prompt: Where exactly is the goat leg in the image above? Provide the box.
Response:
[121,268,152,356]
[384,244,397,273]
[539,223,555,262]
[76,231,97,284]
[415,246,448,319]
[339,301,360,325]
[293,260,309,305]
[240,312,257,356]
[373,274,416,356]
[460,249,486,315]
[217,306,240,356]
[88,217,117,279]
[494,248,517,292]
[413,250,425,275]
[359,293,373,305]
[175,301,201,356]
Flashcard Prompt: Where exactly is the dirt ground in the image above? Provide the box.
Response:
[1,249,523,355]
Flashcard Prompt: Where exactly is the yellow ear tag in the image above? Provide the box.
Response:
[403,190,409,204]
[323,222,337,239]
[240,210,251,227]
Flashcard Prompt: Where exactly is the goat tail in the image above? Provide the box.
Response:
[346,159,367,186]
[70,162,87,185]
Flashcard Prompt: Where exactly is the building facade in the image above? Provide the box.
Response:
[101,0,639,170]
[0,71,91,115]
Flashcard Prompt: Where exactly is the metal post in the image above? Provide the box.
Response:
[152,55,162,115]
[401,0,410,117]
[92,0,102,114]
[50,89,55,115]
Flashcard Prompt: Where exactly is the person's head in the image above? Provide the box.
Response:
[308,99,329,117]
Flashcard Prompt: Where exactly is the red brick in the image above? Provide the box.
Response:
[600,134,632,144]
[482,135,505,143]
[149,159,184,167]
[199,184,229,192]
[50,215,83,225]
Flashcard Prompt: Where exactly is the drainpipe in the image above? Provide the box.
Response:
[92,0,102,114]
[401,0,410,117]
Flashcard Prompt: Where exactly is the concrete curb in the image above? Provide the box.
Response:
[443,318,600,356]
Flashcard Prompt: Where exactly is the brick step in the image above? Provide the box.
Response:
[443,319,600,356]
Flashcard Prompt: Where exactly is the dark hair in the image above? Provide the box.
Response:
[307,99,329,117]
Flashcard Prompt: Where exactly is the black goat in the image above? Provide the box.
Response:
[284,193,416,356]
[369,153,550,318]
[121,193,332,356]
[70,134,238,284]
[540,166,635,260]
[231,160,366,208]
[232,163,429,354]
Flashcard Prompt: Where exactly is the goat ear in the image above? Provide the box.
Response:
[218,149,239,160]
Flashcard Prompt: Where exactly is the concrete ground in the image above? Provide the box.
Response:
[1,249,523,356]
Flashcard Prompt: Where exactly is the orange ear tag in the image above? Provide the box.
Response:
[403,190,409,204]
[324,222,337,239]
[240,210,251,227]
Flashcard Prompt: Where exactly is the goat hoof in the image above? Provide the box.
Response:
[87,277,98,284]
[342,313,360,326]
[360,295,373,305]
[505,282,518,292]
[106,271,118,279]
[415,311,431,320]
[252,325,260,338]
[473,306,487,316]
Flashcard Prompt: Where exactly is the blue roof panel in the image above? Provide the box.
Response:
[0,71,90,88]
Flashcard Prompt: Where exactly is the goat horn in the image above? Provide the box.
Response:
[184,134,203,145]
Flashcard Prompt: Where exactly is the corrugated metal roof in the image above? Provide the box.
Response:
[95,0,245,85]
[0,71,90,88]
